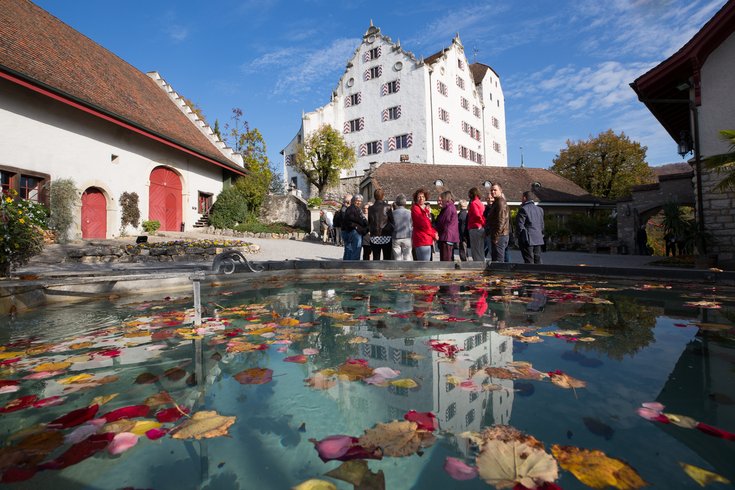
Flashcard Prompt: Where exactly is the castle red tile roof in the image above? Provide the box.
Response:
[0,0,244,175]
[361,163,608,205]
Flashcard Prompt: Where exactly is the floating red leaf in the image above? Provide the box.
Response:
[102,404,150,422]
[0,357,21,366]
[0,395,39,413]
[427,340,460,357]
[404,410,438,432]
[40,433,114,470]
[1,467,37,483]
[696,422,735,441]
[234,368,274,385]
[48,404,100,429]
[96,349,121,358]
[284,355,307,364]
[33,396,65,409]
[155,406,190,423]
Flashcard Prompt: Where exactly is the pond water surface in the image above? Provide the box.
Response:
[1,272,734,489]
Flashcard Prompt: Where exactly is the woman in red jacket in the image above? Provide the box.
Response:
[467,187,486,262]
[411,188,438,261]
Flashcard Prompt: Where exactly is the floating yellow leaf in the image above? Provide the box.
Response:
[324,460,385,488]
[25,345,52,356]
[33,361,71,372]
[477,439,558,489]
[171,410,236,440]
[445,375,462,386]
[279,318,300,327]
[57,373,94,384]
[680,462,730,487]
[292,479,336,490]
[91,393,119,406]
[549,371,586,389]
[0,351,24,360]
[336,362,373,381]
[348,336,369,344]
[131,420,162,436]
[551,445,647,490]
[246,326,276,336]
[389,378,418,389]
[104,420,136,434]
[69,342,94,350]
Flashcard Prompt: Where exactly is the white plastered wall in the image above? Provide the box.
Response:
[0,79,227,238]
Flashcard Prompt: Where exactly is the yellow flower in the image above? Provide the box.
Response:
[18,218,25,224]
[4,197,11,203]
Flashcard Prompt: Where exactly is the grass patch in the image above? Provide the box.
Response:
[233,221,303,234]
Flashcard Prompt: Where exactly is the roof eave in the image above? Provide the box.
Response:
[0,65,247,177]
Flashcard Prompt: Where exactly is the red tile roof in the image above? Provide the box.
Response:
[0,0,244,175]
[361,162,607,204]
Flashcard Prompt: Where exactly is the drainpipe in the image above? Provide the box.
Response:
[428,66,436,164]
[690,101,706,254]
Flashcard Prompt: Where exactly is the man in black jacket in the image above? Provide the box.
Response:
[368,188,393,260]
[517,191,545,264]
[334,194,351,246]
[342,195,367,260]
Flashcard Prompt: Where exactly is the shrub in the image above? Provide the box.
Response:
[48,179,78,243]
[0,190,48,276]
[142,220,161,234]
[307,197,323,208]
[119,192,141,230]
[209,185,249,229]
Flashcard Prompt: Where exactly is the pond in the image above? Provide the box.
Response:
[0,271,734,489]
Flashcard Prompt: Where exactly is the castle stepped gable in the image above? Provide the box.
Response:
[0,0,244,173]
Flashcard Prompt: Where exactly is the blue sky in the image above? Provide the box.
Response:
[35,0,726,172]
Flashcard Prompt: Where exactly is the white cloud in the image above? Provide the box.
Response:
[165,24,189,42]
[243,38,360,96]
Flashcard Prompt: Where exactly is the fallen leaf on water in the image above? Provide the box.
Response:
[336,361,373,381]
[234,368,273,385]
[310,434,382,463]
[551,445,646,490]
[103,420,136,434]
[155,406,190,423]
[292,479,336,490]
[324,459,385,488]
[548,370,586,389]
[33,361,71,372]
[135,372,159,384]
[48,404,99,429]
[130,420,162,436]
[389,378,418,389]
[108,432,138,455]
[171,410,236,440]
[57,373,95,385]
[0,395,38,413]
[284,355,308,364]
[91,393,118,407]
[679,462,730,487]
[39,433,114,470]
[358,420,435,457]
[164,367,187,381]
[444,456,478,481]
[144,392,174,408]
[102,404,150,422]
[476,439,558,489]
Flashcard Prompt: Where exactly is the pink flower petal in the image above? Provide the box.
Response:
[444,457,478,480]
[0,385,20,394]
[23,370,64,380]
[303,348,320,356]
[108,432,138,455]
[641,402,665,411]
[363,374,387,385]
[372,367,400,379]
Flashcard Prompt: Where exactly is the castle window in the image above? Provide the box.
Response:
[438,108,449,123]
[366,140,381,155]
[493,141,502,153]
[384,105,401,121]
[383,79,400,95]
[439,136,452,152]
[458,59,464,70]
[473,105,481,118]
[346,92,362,107]
[492,117,500,129]
[461,97,469,110]
[456,76,465,90]
[344,117,364,133]
[364,65,382,80]
[436,80,448,96]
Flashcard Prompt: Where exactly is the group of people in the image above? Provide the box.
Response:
[330,185,545,263]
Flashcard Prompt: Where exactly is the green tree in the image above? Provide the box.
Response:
[290,125,356,197]
[48,178,78,243]
[551,130,653,199]
[704,129,735,191]
[269,172,286,195]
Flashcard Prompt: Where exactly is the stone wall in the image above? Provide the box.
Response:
[259,194,310,229]
[698,168,735,263]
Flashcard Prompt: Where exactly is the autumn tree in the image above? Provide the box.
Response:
[290,125,356,197]
[550,130,653,199]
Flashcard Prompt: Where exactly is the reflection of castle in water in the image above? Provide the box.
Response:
[326,322,515,439]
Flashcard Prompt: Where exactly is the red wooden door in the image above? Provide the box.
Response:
[81,188,107,239]
[149,167,182,231]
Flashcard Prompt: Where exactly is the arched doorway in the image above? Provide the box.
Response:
[149,166,182,231]
[81,187,107,239]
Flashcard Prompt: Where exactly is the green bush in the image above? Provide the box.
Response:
[209,185,249,229]
[307,197,323,208]
[119,192,141,230]
[0,190,48,276]
[142,220,161,234]
[48,179,78,243]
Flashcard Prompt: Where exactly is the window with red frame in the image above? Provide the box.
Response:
[20,175,42,201]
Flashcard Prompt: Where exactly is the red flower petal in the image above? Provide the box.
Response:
[696,422,735,441]
[33,396,65,408]
[283,355,307,363]
[102,404,150,422]
[0,357,21,366]
[48,404,99,429]
[145,428,168,440]
[96,349,121,358]
[1,466,37,483]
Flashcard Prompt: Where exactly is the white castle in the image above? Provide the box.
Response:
[281,23,508,196]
